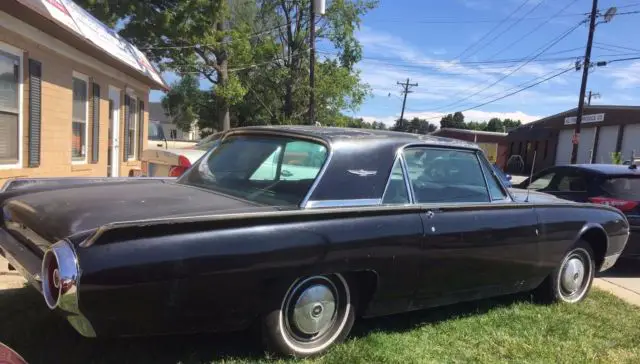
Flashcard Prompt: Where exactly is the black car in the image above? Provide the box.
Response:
[0,127,630,358]
[518,163,639,258]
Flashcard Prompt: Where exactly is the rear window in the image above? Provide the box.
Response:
[178,135,328,206]
[600,176,640,200]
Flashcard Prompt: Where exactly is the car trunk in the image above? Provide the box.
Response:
[593,174,640,227]
[1,180,277,254]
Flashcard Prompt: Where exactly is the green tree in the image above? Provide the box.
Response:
[503,118,522,131]
[486,118,504,132]
[440,112,466,129]
[161,74,204,133]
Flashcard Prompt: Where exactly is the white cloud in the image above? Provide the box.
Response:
[607,61,640,89]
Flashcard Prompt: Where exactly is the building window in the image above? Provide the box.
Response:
[170,129,177,139]
[127,94,137,160]
[0,46,22,168]
[72,72,89,162]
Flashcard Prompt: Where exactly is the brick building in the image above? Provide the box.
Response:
[505,105,640,175]
[430,128,509,167]
[0,0,167,187]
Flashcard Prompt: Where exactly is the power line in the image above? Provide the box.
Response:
[426,19,586,113]
[462,0,547,61]
[418,67,574,121]
[454,0,532,61]
[594,41,640,53]
[366,12,588,24]
[484,0,582,60]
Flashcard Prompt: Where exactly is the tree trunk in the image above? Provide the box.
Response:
[217,59,231,131]
[284,80,293,119]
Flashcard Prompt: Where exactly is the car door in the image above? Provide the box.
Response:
[403,147,540,305]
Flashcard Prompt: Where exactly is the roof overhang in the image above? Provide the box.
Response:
[3,0,168,91]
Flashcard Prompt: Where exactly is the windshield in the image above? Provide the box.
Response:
[178,134,329,206]
[600,176,640,200]
[148,122,165,141]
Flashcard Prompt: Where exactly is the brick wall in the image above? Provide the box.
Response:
[0,26,150,188]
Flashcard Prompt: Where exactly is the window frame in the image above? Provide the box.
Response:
[0,42,24,170]
[475,150,512,202]
[71,71,89,164]
[381,152,412,205]
[389,146,498,206]
[126,88,138,161]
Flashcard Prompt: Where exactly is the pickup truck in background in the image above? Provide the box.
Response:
[147,120,199,150]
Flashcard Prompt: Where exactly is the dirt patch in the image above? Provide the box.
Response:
[0,257,26,291]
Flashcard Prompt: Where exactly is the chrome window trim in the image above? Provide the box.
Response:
[475,151,514,203]
[472,152,493,202]
[400,145,495,205]
[399,153,416,204]
[304,199,382,208]
[192,129,334,209]
[380,152,413,205]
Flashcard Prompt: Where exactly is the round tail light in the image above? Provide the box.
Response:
[41,241,79,310]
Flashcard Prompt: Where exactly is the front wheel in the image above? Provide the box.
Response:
[261,273,355,358]
[534,239,595,304]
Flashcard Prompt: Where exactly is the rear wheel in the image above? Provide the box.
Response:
[534,239,595,304]
[261,273,355,358]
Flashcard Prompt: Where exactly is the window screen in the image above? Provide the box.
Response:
[72,76,88,161]
[0,50,19,164]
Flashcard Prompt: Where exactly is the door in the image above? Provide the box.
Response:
[576,127,596,164]
[595,126,619,164]
[402,147,540,303]
[621,124,640,162]
[555,129,573,165]
[108,86,121,177]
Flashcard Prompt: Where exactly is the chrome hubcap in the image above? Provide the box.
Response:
[292,284,336,335]
[561,257,585,294]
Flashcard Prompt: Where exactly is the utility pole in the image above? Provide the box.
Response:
[570,3,617,163]
[570,0,598,164]
[586,90,600,105]
[397,78,418,123]
[309,1,325,125]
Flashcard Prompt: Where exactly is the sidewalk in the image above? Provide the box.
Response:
[594,278,640,306]
[0,257,26,291]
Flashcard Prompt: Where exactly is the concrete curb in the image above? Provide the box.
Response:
[594,278,640,307]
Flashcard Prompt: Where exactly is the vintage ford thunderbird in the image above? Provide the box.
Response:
[0,126,630,357]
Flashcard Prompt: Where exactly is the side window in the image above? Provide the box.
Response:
[529,171,556,190]
[403,148,490,203]
[557,172,587,192]
[382,158,410,204]
[478,154,508,201]
[250,146,282,181]
[249,141,327,182]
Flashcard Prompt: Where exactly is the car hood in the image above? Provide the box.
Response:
[2,180,276,246]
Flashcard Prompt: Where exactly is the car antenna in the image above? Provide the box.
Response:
[525,151,537,203]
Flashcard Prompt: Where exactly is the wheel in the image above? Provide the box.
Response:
[262,273,356,358]
[534,239,595,304]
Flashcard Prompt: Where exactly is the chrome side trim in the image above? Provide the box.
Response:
[304,199,382,209]
[600,253,621,272]
[299,146,334,208]
[42,241,96,337]
[399,154,416,204]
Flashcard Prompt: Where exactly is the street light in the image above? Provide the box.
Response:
[603,7,617,23]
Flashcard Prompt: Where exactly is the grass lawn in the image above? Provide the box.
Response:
[1,286,640,364]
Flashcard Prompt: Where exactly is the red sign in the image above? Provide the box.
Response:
[0,342,27,364]
[572,133,580,145]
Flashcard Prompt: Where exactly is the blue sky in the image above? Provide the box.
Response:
[150,0,640,126]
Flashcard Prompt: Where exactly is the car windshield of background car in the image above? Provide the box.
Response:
[178,135,328,206]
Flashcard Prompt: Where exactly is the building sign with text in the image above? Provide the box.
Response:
[564,113,605,125]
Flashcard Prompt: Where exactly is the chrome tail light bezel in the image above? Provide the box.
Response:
[41,240,80,311]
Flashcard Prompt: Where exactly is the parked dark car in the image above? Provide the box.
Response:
[517,163,639,259]
[0,127,630,358]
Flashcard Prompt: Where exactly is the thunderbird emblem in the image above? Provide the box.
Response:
[347,169,377,177]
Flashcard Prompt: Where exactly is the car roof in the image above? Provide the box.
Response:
[558,164,640,176]
[228,125,481,150]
